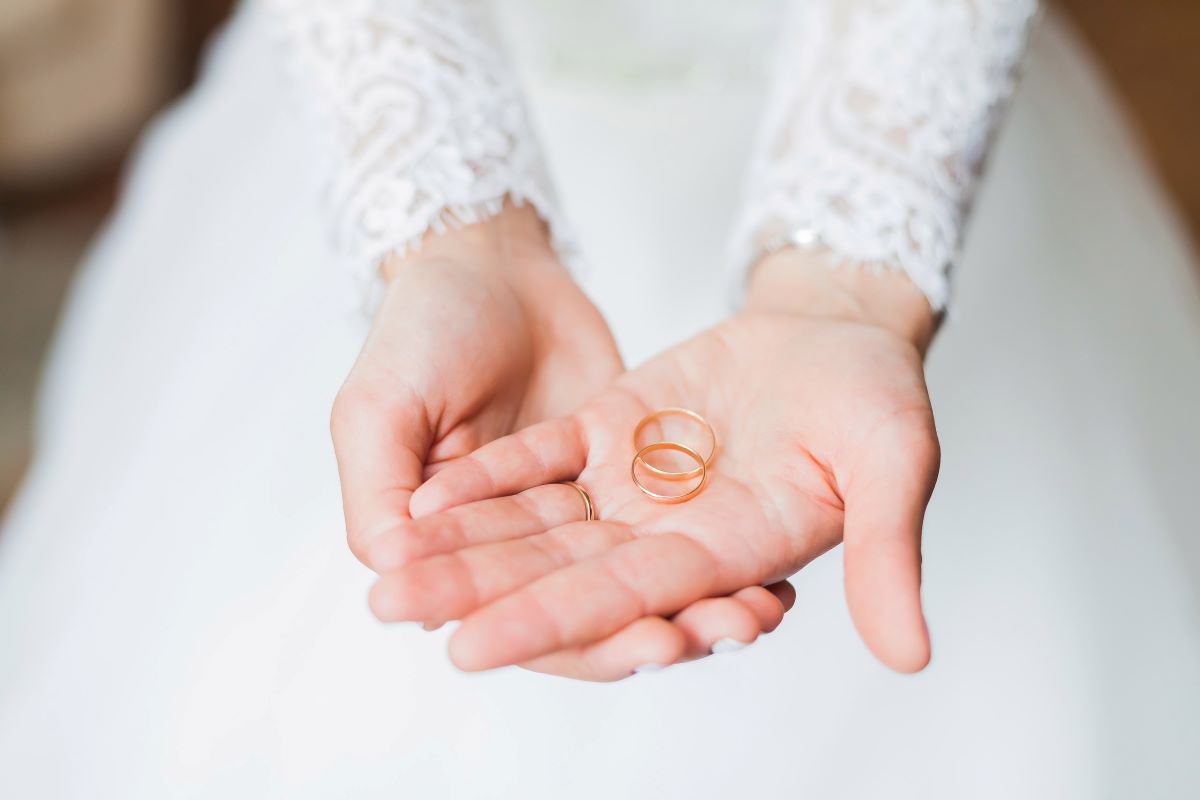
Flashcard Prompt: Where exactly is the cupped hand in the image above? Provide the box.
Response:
[331,205,622,566]
[332,205,796,678]
[368,252,941,675]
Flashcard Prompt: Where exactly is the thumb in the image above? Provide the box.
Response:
[841,416,940,673]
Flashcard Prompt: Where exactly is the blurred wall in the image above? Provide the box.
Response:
[1057,0,1200,255]
[0,0,172,191]
[0,0,235,506]
[0,0,1198,509]
[0,0,235,202]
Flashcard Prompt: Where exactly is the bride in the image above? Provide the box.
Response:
[2,0,1198,796]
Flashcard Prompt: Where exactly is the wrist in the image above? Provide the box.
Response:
[743,249,937,354]
[380,200,561,286]
[378,201,602,355]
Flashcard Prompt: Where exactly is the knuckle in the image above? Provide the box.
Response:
[873,411,941,481]
[367,574,417,622]
[367,578,399,621]
[910,427,941,481]
[366,528,422,572]
[346,523,375,565]
[329,383,364,438]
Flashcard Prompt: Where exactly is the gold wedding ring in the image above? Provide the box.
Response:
[630,441,708,504]
[632,407,717,481]
[564,481,595,521]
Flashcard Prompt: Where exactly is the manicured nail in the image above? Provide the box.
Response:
[633,663,666,675]
[710,637,751,655]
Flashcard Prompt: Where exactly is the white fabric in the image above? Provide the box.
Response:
[267,0,1037,310]
[2,2,1200,798]
[731,0,1039,309]
[267,0,570,282]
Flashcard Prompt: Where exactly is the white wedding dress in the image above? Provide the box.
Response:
[2,1,1199,797]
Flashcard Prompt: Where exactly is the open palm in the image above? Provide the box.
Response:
[368,309,941,674]
[333,211,800,679]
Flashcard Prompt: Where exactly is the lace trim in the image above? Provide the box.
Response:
[731,0,1039,310]
[268,0,572,287]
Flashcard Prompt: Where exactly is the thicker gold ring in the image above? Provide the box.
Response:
[564,481,595,521]
[631,442,708,504]
[632,408,716,481]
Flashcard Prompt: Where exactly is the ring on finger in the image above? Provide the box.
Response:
[563,481,595,522]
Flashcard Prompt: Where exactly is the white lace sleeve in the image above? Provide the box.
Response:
[730,0,1040,310]
[266,0,570,283]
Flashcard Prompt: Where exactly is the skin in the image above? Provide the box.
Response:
[332,205,799,680]
[357,208,943,679]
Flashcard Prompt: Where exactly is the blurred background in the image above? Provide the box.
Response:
[1,0,1198,510]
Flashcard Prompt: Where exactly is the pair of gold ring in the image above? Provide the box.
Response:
[630,408,716,504]
[561,408,716,521]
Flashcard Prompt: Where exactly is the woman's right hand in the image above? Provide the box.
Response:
[331,204,622,569]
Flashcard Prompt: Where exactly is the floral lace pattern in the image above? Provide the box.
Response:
[268,0,1036,310]
[731,0,1039,309]
[267,0,569,280]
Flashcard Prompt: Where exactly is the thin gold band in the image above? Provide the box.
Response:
[630,442,708,504]
[564,481,595,521]
[632,408,716,481]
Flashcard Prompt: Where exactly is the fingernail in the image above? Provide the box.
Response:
[422,621,445,632]
[633,663,666,675]
[710,637,751,655]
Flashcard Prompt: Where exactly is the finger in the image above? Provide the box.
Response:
[367,483,591,572]
[763,580,797,614]
[331,382,432,566]
[369,522,633,624]
[671,596,763,659]
[842,420,940,673]
[520,617,687,682]
[425,424,489,470]
[409,417,587,518]
[519,584,793,681]
[450,532,746,671]
[731,584,791,633]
